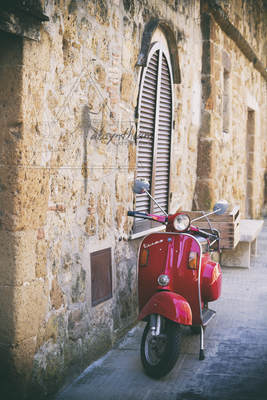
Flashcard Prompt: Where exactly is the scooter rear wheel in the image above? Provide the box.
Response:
[141,317,182,378]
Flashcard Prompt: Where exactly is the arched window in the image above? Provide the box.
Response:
[133,42,173,234]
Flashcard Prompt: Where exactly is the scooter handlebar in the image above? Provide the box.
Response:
[127,211,167,224]
[127,211,136,217]
[127,211,150,219]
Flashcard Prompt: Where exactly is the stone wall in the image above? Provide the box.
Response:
[195,0,267,217]
[0,0,266,399]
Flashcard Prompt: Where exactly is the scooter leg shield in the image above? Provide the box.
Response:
[138,291,192,325]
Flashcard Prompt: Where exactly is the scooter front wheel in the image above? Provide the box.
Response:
[141,317,182,378]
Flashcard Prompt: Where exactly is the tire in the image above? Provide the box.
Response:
[141,317,182,378]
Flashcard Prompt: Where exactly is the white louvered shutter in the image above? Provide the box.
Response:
[154,52,172,214]
[133,43,173,234]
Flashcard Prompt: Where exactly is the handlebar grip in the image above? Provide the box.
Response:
[127,211,149,219]
[127,211,167,223]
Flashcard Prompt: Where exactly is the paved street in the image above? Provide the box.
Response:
[56,226,267,400]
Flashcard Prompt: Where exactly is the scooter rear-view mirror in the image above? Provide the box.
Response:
[213,199,229,215]
[132,178,150,194]
[191,199,229,223]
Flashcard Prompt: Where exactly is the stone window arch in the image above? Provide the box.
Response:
[136,20,181,84]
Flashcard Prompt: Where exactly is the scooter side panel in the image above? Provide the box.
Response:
[201,260,222,302]
[137,292,192,325]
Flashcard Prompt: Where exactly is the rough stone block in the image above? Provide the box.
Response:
[222,50,231,72]
[196,139,216,179]
[0,167,49,231]
[128,143,136,172]
[0,66,23,111]
[223,34,230,52]
[50,277,64,310]
[23,30,51,71]
[176,159,181,175]
[131,45,139,70]
[246,180,254,198]
[122,40,132,68]
[85,215,96,236]
[115,172,127,202]
[0,335,37,399]
[232,73,242,90]
[36,240,47,278]
[36,314,59,349]
[201,75,215,110]
[112,12,120,30]
[68,309,86,340]
[120,72,133,102]
[199,110,215,139]
[246,198,254,219]
[94,64,107,89]
[37,227,45,240]
[116,205,128,235]
[0,230,37,286]
[95,0,110,26]
[247,152,255,180]
[194,179,215,211]
[0,33,23,67]
[188,125,198,151]
[82,324,112,366]
[0,279,48,344]
[100,33,110,62]
[246,134,255,152]
[201,12,215,41]
[213,43,221,61]
[71,268,86,303]
[214,61,221,80]
[98,183,111,240]
[202,40,214,76]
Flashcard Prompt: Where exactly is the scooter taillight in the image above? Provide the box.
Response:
[188,252,198,270]
[140,249,149,267]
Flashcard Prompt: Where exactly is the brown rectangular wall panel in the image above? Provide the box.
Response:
[91,248,112,307]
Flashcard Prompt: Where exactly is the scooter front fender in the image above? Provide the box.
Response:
[138,292,192,325]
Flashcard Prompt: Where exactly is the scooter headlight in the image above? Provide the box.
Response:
[173,214,190,232]
[158,274,170,286]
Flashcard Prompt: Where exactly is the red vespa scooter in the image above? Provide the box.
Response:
[128,179,228,378]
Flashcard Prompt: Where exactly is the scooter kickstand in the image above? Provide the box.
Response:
[199,326,205,360]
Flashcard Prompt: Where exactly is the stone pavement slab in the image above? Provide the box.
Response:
[55,227,267,400]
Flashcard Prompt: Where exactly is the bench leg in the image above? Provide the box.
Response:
[220,241,251,268]
[251,237,257,256]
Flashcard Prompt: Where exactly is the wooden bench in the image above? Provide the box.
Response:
[220,219,264,268]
